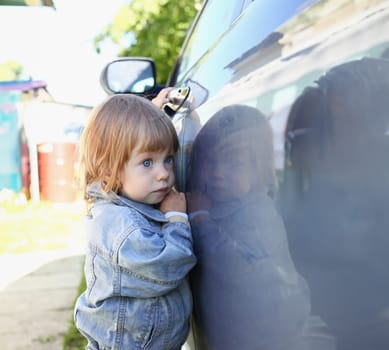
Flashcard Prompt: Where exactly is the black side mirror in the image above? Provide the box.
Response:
[100,57,157,95]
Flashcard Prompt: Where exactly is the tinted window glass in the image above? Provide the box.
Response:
[176,0,246,81]
[175,0,313,99]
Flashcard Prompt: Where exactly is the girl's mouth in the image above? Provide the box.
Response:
[155,187,169,193]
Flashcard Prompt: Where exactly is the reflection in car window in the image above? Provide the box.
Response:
[176,0,246,82]
[188,105,336,350]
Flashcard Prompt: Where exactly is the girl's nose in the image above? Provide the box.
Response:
[157,163,169,181]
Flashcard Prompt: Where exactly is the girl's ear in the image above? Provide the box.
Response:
[115,169,123,191]
[100,169,122,194]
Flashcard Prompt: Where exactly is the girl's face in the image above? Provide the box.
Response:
[119,145,175,204]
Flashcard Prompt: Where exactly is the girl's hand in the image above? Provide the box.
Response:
[160,188,187,213]
[152,87,174,108]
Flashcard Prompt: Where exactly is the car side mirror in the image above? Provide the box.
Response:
[100,57,157,95]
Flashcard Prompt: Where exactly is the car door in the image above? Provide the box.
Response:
[170,0,389,349]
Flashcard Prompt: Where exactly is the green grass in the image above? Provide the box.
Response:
[0,190,84,254]
[0,189,88,349]
[63,274,88,350]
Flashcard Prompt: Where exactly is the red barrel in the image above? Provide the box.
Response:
[37,142,79,202]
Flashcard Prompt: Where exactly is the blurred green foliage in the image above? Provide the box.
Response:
[0,0,54,6]
[0,60,23,81]
[94,0,203,85]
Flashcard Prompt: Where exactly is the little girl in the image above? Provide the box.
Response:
[74,93,196,350]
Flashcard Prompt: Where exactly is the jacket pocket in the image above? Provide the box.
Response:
[141,300,160,349]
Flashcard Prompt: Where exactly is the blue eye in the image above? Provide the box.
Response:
[143,159,152,167]
[165,156,174,165]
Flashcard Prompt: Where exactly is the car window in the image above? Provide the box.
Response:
[174,0,312,104]
[176,0,247,82]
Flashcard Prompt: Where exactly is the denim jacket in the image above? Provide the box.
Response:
[74,184,197,350]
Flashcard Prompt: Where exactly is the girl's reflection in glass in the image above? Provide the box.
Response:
[188,105,334,350]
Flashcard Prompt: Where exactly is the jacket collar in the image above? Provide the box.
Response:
[87,183,168,223]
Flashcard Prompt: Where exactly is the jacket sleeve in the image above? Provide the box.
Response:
[116,221,196,297]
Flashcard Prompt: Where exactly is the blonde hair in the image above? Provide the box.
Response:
[79,94,179,199]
